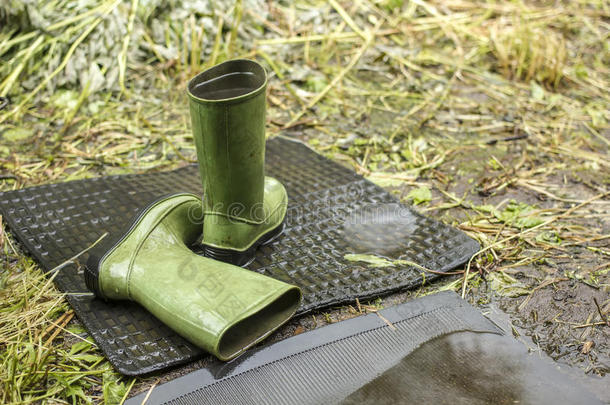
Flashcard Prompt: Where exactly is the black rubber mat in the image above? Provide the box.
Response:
[126,292,603,405]
[0,137,479,375]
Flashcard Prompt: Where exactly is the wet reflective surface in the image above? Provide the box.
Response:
[340,331,603,405]
[342,203,420,257]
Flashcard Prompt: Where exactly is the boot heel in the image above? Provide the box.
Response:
[203,245,255,267]
[203,222,285,266]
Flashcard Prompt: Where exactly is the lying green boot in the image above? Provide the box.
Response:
[84,193,301,361]
[187,59,288,266]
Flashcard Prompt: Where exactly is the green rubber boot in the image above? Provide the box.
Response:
[85,193,301,361]
[187,59,288,266]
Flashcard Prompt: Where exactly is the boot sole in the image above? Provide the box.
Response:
[202,221,285,267]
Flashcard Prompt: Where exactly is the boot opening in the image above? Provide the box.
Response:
[189,59,266,101]
[217,287,301,360]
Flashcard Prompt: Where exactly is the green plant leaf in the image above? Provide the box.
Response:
[344,254,394,267]
[69,338,94,355]
[536,231,561,244]
[3,128,33,142]
[366,172,407,187]
[103,371,128,405]
[488,271,530,297]
[530,81,545,101]
[407,186,432,205]
[495,201,544,228]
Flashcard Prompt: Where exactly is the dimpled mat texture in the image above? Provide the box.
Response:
[0,137,479,375]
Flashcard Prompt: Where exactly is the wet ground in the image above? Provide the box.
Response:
[127,126,609,402]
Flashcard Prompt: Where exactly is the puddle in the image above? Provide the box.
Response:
[340,331,604,405]
[342,203,419,257]
[482,302,610,403]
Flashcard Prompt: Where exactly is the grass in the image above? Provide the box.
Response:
[1,0,609,402]
[0,240,132,404]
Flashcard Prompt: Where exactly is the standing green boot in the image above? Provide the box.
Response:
[85,193,301,361]
[187,59,288,266]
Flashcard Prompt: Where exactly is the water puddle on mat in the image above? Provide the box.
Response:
[341,203,419,258]
[340,331,603,405]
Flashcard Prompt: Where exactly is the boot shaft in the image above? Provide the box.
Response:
[187,59,267,223]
